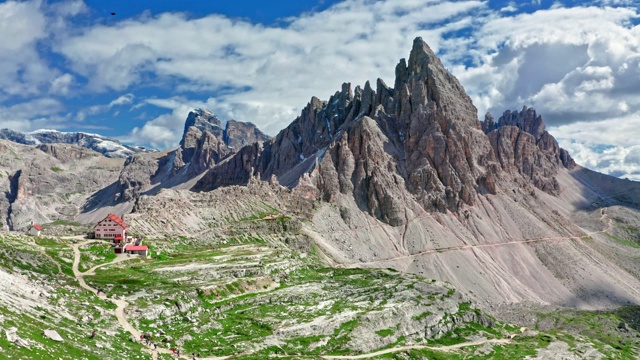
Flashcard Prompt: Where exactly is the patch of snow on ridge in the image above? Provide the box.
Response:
[29,129,105,138]
[94,139,128,152]
[23,133,41,145]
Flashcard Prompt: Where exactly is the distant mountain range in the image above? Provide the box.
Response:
[0,128,155,158]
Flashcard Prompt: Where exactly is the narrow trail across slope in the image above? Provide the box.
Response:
[347,215,615,268]
[321,338,512,359]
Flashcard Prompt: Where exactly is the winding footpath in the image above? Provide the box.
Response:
[71,240,231,360]
[71,242,142,344]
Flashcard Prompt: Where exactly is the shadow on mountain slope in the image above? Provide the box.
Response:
[559,282,638,309]
[81,181,120,213]
[571,166,640,211]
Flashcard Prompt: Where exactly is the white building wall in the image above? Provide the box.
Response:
[94,219,126,239]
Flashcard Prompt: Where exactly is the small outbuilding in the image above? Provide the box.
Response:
[29,224,42,236]
[125,245,149,257]
[113,235,126,253]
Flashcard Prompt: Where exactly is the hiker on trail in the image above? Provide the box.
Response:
[177,349,181,357]
[153,343,157,350]
[90,330,96,339]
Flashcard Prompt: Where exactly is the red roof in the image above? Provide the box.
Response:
[125,245,148,251]
[107,213,127,228]
[94,213,127,229]
[114,235,123,240]
[32,224,42,231]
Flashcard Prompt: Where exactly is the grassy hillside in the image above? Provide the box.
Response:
[0,230,638,359]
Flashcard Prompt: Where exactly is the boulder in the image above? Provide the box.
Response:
[43,329,64,342]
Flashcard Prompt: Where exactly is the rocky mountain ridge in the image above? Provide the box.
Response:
[483,107,575,168]
[0,107,272,229]
[0,128,154,158]
[195,38,574,223]
[77,109,272,214]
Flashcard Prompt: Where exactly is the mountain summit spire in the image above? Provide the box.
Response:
[393,37,478,129]
[408,36,437,71]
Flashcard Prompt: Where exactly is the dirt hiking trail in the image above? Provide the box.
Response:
[71,240,230,359]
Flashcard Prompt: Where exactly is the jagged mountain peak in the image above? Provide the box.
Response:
[482,105,576,169]
[92,108,272,206]
[172,108,271,177]
[196,36,579,222]
[196,37,497,215]
[180,109,223,146]
[482,106,546,140]
[394,37,478,129]
[406,36,438,73]
[480,105,575,195]
[180,108,269,148]
[224,119,271,150]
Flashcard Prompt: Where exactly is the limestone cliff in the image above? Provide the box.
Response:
[195,38,575,225]
[0,140,123,230]
[106,109,271,205]
[170,109,270,177]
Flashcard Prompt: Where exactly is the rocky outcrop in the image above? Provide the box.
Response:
[83,109,272,216]
[36,144,100,162]
[224,120,271,150]
[4,170,21,230]
[483,107,575,194]
[117,154,162,202]
[83,109,272,212]
[171,109,270,177]
[172,109,227,175]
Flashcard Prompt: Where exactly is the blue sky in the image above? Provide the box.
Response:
[2,0,640,179]
[78,0,342,24]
